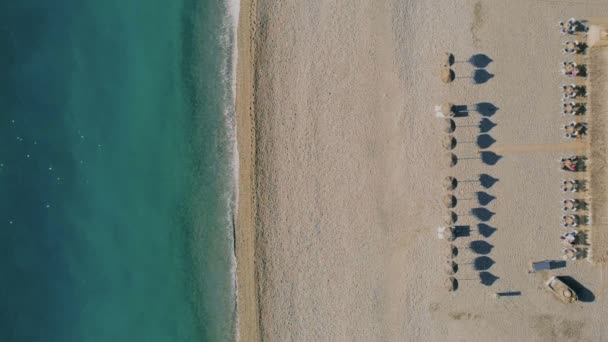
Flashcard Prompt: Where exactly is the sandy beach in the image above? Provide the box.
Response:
[234,0,258,340]
[236,1,608,341]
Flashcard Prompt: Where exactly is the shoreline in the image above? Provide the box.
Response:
[234,0,259,341]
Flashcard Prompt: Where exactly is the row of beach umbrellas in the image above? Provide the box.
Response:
[441,53,455,83]
[441,58,458,291]
[440,53,497,290]
[443,173,457,283]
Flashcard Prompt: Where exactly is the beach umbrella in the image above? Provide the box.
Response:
[441,103,455,117]
[444,211,457,225]
[446,244,458,259]
[444,226,456,241]
[442,135,456,150]
[443,52,454,66]
[447,153,458,167]
[443,194,456,208]
[445,260,458,275]
[441,67,454,83]
[444,118,455,133]
[445,277,457,291]
[443,176,457,191]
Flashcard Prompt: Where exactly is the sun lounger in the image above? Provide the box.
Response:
[529,260,552,273]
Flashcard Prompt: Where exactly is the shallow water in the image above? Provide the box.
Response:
[0,1,237,340]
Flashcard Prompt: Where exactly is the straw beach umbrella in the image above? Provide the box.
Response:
[444,118,456,133]
[442,103,455,117]
[443,52,455,66]
[445,277,457,291]
[442,226,456,241]
[443,176,457,191]
[446,227,456,241]
[446,244,458,259]
[444,211,457,225]
[445,260,458,275]
[441,67,455,83]
[447,153,458,167]
[442,135,456,150]
[443,194,456,208]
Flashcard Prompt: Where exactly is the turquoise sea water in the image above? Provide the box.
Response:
[0,1,237,341]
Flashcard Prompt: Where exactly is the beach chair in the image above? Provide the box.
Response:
[529,260,552,273]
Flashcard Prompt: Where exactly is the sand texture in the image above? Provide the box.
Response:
[237,0,608,341]
[590,44,608,263]
[235,0,260,341]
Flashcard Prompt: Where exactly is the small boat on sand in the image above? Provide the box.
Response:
[545,276,578,303]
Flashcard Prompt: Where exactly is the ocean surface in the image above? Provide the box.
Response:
[0,0,238,341]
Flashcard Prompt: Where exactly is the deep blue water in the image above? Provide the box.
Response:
[0,1,237,341]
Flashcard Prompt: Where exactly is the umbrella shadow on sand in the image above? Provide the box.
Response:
[476,192,496,206]
[470,207,495,221]
[475,103,499,117]
[469,54,493,68]
[479,174,499,189]
[473,256,495,271]
[477,223,497,238]
[473,69,494,84]
[459,152,501,166]
[479,271,499,286]
[452,105,470,118]
[454,225,471,237]
[477,134,496,149]
[479,118,497,133]
[481,152,501,166]
[469,240,494,255]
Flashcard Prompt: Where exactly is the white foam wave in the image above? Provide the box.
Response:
[217,0,241,340]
